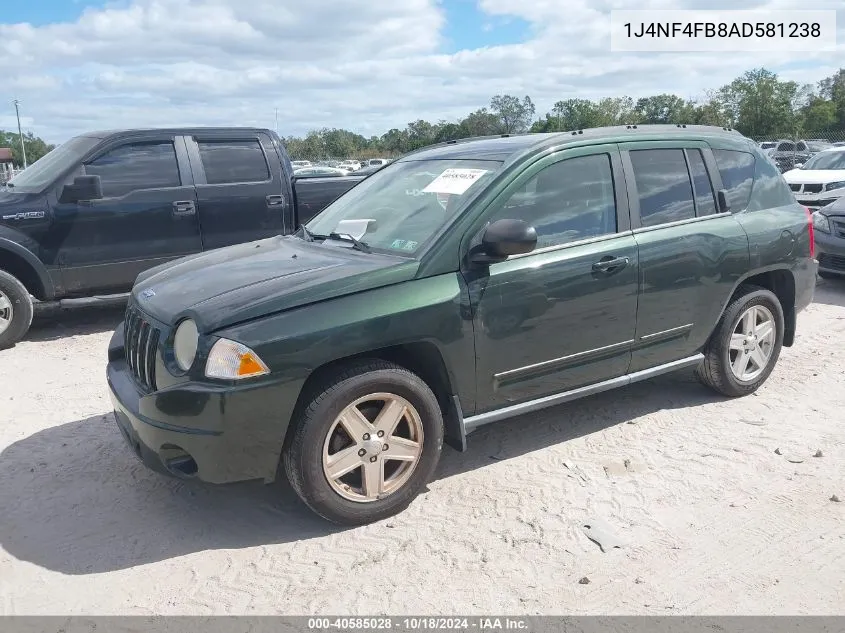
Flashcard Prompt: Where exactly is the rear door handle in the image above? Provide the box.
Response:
[592,255,630,274]
[172,200,196,216]
[266,194,285,207]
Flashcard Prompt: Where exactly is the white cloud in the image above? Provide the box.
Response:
[1,0,842,144]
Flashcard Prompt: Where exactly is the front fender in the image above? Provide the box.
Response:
[0,235,55,300]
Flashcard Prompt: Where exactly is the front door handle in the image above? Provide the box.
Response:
[592,255,630,274]
[172,200,196,216]
[266,194,285,207]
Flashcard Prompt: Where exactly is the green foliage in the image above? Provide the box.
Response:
[279,68,845,160]
[0,130,55,166]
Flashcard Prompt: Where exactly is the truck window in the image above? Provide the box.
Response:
[629,149,695,227]
[686,149,717,216]
[712,149,754,211]
[84,142,181,198]
[197,140,270,184]
[492,153,617,249]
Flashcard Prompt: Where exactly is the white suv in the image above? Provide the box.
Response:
[783,147,845,210]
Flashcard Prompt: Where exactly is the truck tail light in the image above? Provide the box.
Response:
[805,206,815,258]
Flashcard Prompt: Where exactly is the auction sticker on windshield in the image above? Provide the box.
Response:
[423,168,489,195]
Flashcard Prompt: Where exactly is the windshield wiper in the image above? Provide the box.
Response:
[328,232,371,253]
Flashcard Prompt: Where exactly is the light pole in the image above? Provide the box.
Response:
[13,99,28,169]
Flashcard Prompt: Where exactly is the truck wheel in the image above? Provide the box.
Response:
[0,270,34,350]
[696,285,784,398]
[283,359,443,525]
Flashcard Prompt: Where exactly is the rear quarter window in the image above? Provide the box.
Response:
[747,151,797,211]
[713,149,754,211]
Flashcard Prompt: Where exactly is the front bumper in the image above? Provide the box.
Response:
[795,191,844,211]
[815,226,845,276]
[106,326,294,484]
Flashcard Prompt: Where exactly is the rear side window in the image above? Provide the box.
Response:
[686,149,717,216]
[713,149,754,211]
[748,152,797,211]
[198,140,270,184]
[629,149,695,227]
[84,142,181,198]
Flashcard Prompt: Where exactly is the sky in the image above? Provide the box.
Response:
[1,0,843,144]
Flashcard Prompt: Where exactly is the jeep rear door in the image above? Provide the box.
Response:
[620,141,750,372]
[186,132,288,251]
[53,133,202,295]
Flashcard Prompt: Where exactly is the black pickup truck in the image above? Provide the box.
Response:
[0,127,362,348]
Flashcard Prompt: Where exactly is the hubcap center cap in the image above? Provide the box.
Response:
[363,438,383,456]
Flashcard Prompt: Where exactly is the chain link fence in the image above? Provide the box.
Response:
[751,132,845,173]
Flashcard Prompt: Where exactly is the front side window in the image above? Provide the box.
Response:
[491,153,617,249]
[306,158,501,255]
[713,149,755,211]
[630,149,695,227]
[7,135,101,193]
[84,142,181,198]
[198,140,270,184]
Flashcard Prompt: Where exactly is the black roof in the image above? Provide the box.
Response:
[399,124,745,162]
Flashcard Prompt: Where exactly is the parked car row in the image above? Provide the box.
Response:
[98,124,818,525]
[758,139,835,173]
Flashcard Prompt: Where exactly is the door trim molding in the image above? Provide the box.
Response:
[493,339,634,388]
[465,353,704,432]
[636,323,694,346]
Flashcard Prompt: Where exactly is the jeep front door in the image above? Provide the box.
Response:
[465,145,639,414]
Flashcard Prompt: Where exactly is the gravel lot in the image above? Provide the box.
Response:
[1,280,843,615]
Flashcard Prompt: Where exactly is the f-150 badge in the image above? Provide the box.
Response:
[2,210,46,220]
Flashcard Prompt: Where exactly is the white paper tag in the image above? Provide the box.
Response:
[422,168,489,195]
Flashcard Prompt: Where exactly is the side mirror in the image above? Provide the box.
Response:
[60,175,103,204]
[470,218,537,265]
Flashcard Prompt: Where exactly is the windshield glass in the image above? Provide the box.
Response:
[306,158,502,255]
[802,151,845,170]
[7,135,100,192]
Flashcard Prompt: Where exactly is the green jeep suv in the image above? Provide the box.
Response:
[107,125,817,525]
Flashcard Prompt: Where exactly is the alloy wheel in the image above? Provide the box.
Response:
[0,291,13,337]
[322,392,424,503]
[729,305,776,382]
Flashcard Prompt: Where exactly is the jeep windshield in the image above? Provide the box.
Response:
[801,151,845,171]
[304,158,502,256]
[6,135,100,193]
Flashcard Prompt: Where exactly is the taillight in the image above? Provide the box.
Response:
[805,206,815,258]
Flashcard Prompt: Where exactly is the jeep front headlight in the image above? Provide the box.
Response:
[205,338,270,380]
[173,318,199,371]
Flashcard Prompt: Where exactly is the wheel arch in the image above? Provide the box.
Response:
[287,341,467,453]
[714,267,796,347]
[0,239,55,301]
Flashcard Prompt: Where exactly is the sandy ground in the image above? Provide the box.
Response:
[0,280,843,616]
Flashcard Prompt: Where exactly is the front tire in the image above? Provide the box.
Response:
[696,285,784,397]
[0,270,34,350]
[283,360,444,525]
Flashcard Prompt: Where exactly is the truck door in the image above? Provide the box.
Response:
[186,132,287,251]
[54,134,202,295]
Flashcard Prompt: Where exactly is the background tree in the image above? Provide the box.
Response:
[489,95,536,134]
[0,130,55,166]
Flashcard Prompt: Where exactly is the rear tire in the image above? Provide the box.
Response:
[283,359,444,525]
[0,270,34,350]
[696,285,784,398]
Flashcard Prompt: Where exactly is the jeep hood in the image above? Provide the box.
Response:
[132,235,419,332]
